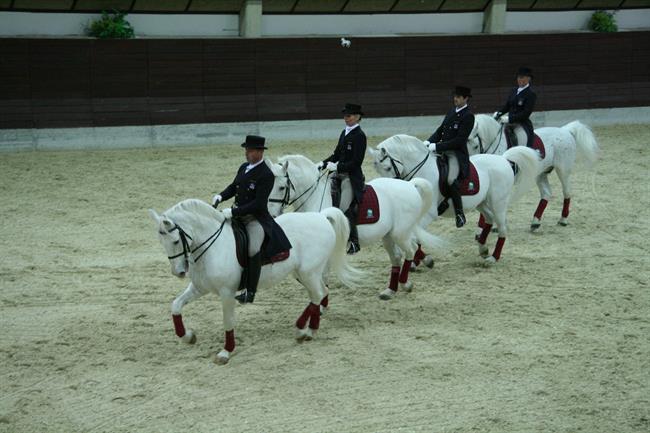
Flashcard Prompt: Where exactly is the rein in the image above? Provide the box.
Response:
[270,168,328,212]
[167,219,227,264]
[379,150,430,180]
[476,121,504,155]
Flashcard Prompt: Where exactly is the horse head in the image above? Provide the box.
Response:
[149,208,191,278]
[371,135,428,179]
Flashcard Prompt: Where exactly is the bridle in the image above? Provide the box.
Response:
[472,120,504,155]
[166,220,226,264]
[378,149,430,181]
[269,168,328,212]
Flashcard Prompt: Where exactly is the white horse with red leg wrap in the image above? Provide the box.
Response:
[267,155,445,300]
[468,114,599,230]
[149,198,363,364]
[371,135,540,264]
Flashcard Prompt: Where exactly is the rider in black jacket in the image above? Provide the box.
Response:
[494,66,537,148]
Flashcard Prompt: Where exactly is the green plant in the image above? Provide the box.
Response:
[86,10,135,39]
[588,10,618,33]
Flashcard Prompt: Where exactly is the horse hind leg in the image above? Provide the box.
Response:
[379,236,402,300]
[295,272,327,342]
[484,207,507,266]
[556,167,572,226]
[531,173,552,231]
[394,235,418,294]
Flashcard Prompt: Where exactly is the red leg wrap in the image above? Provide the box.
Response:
[534,199,548,219]
[308,303,320,330]
[478,213,486,228]
[562,198,570,218]
[478,224,493,245]
[172,314,185,338]
[413,245,425,265]
[492,237,506,260]
[320,295,329,308]
[399,260,412,284]
[296,305,311,329]
[224,329,235,352]
[389,266,400,291]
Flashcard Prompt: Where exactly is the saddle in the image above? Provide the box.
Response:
[505,126,546,159]
[436,155,480,197]
[232,218,290,291]
[356,185,380,225]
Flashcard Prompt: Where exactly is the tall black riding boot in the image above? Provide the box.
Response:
[344,204,361,255]
[236,252,261,304]
[330,176,342,208]
[505,124,518,147]
[449,181,466,228]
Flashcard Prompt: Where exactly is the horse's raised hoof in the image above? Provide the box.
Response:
[483,256,497,266]
[400,281,414,293]
[378,288,396,300]
[296,327,313,342]
[213,349,230,365]
[181,330,196,345]
[423,255,434,269]
[558,218,568,226]
[531,217,541,232]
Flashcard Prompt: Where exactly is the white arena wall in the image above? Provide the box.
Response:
[0,9,648,37]
[1,106,649,152]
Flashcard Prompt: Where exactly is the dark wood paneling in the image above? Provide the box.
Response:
[0,32,648,129]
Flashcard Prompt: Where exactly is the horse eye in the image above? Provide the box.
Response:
[173,240,180,245]
[279,186,286,191]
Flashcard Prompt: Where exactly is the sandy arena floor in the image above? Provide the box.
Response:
[0,124,649,433]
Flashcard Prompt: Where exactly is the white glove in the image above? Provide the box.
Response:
[326,162,338,172]
[212,194,222,207]
[427,142,437,152]
[222,208,232,219]
[423,140,430,147]
[493,111,501,119]
[499,115,509,124]
[316,161,324,170]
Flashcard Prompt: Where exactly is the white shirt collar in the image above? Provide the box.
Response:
[455,104,468,113]
[245,159,264,173]
[517,84,530,94]
[345,123,359,135]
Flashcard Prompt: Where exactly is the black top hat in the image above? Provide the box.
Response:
[516,67,533,78]
[453,86,472,98]
[241,135,267,149]
[342,103,364,115]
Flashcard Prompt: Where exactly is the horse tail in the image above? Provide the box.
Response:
[503,146,541,203]
[321,207,365,288]
[409,178,447,252]
[562,120,599,168]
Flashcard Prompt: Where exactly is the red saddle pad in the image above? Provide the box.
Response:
[532,134,546,159]
[357,185,380,225]
[458,162,480,196]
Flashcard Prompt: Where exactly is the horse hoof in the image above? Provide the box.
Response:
[410,262,418,272]
[478,245,490,258]
[213,350,230,365]
[319,305,328,315]
[558,218,568,226]
[378,288,396,300]
[530,223,541,232]
[400,281,414,293]
[181,330,196,345]
[423,256,434,269]
[296,327,313,342]
[483,256,497,266]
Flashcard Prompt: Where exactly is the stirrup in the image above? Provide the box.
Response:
[235,289,255,304]
[347,241,360,255]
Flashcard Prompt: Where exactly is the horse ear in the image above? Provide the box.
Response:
[148,209,161,223]
[161,217,174,229]
[380,147,387,156]
[282,160,289,171]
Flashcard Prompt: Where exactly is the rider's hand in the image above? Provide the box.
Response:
[498,115,509,124]
[212,194,222,208]
[222,208,233,219]
[326,162,338,172]
[427,142,437,152]
[423,140,431,147]
[316,161,325,170]
[493,111,501,119]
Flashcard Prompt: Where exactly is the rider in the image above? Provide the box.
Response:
[494,66,537,148]
[317,103,366,255]
[424,86,474,228]
[212,135,292,304]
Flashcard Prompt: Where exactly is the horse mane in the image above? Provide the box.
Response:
[474,114,500,142]
[378,134,427,156]
[277,154,319,186]
[164,198,223,228]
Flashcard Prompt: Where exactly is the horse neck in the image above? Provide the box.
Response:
[481,118,508,155]
[294,169,332,212]
[174,209,233,265]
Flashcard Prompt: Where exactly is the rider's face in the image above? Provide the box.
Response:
[453,95,468,108]
[245,148,264,164]
[344,114,360,127]
[517,75,531,87]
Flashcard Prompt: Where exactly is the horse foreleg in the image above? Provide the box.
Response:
[214,295,237,365]
[484,210,507,265]
[531,173,552,231]
[171,282,203,345]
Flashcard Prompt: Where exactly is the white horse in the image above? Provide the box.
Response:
[468,114,599,230]
[370,135,540,264]
[149,198,363,364]
[267,154,445,300]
